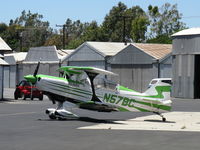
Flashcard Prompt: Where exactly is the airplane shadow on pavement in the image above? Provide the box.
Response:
[144,119,175,123]
[38,117,124,124]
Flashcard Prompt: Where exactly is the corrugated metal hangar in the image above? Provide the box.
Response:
[63,41,127,70]
[63,41,172,92]
[4,52,27,88]
[109,43,172,92]
[172,28,200,99]
[22,46,60,78]
[0,59,8,99]
[3,46,74,88]
[0,37,12,100]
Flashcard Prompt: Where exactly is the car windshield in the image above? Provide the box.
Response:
[19,81,31,86]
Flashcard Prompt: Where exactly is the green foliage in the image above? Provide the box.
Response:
[146,34,172,44]
[131,15,149,42]
[147,3,186,43]
[67,38,84,49]
[101,2,127,42]
[0,2,186,50]
[44,34,63,49]
[0,10,52,51]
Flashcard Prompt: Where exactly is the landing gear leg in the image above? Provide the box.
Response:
[46,102,79,120]
[154,112,166,122]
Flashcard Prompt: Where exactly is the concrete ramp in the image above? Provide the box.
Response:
[79,112,200,132]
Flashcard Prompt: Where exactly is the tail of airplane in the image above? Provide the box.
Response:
[144,81,171,99]
[143,78,172,112]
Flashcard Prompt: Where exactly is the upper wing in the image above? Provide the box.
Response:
[58,66,118,76]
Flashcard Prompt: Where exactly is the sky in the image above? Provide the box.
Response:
[0,0,199,29]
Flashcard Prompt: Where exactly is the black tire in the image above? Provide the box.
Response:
[31,96,34,100]
[162,117,166,122]
[14,89,20,100]
[39,95,43,101]
[49,114,56,120]
[22,93,26,100]
[14,93,18,100]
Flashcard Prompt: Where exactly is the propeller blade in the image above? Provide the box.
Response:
[33,61,40,77]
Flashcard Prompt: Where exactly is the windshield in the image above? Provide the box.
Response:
[93,74,119,91]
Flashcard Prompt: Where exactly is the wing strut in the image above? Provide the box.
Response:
[85,71,101,102]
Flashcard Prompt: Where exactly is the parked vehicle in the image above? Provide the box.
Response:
[14,80,43,100]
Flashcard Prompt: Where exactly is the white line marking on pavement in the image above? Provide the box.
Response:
[0,112,38,117]
[78,112,200,132]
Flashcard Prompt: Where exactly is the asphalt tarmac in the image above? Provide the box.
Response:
[0,88,200,150]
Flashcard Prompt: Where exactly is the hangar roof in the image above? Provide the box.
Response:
[5,52,27,64]
[133,43,172,59]
[85,41,128,56]
[0,58,8,65]
[172,28,200,37]
[0,37,12,51]
[109,43,172,65]
[57,49,74,62]
[23,46,59,64]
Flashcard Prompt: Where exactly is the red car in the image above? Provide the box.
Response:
[14,80,43,100]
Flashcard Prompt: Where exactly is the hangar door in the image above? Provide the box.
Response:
[194,55,200,99]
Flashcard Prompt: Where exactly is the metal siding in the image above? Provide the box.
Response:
[68,45,104,61]
[68,61,105,69]
[23,64,31,77]
[160,64,172,78]
[190,55,195,98]
[172,55,178,97]
[161,55,172,65]
[40,64,49,75]
[110,45,153,65]
[173,36,200,55]
[17,64,24,84]
[111,64,156,92]
[172,35,200,98]
[172,54,194,98]
[49,64,59,76]
[9,65,16,88]
[24,46,59,62]
[0,66,3,99]
[4,66,9,88]
[22,63,60,79]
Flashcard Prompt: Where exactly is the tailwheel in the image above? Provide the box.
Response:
[162,117,166,122]
[154,112,166,122]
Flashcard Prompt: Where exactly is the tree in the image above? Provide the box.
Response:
[147,3,186,43]
[66,21,102,49]
[131,15,149,42]
[101,2,128,42]
[0,23,8,33]
[11,10,52,51]
[101,2,146,42]
[44,34,63,49]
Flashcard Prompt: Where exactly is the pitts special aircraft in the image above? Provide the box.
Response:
[24,62,172,122]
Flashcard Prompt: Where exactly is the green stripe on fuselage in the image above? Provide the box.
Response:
[46,81,92,96]
[103,93,171,111]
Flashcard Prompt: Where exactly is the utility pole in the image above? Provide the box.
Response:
[19,32,23,52]
[56,24,66,49]
[118,16,133,45]
[16,28,24,52]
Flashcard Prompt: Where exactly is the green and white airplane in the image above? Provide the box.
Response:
[24,62,172,122]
